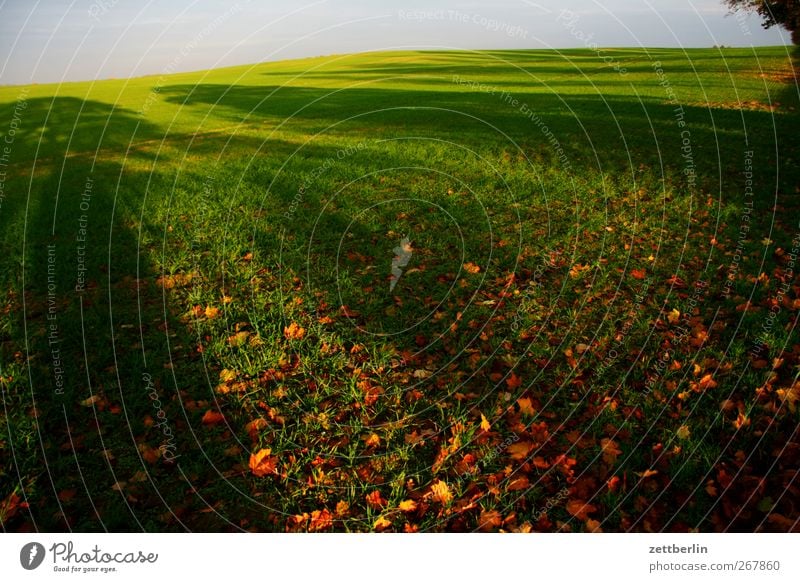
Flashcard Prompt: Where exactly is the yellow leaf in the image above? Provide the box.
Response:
[463,262,481,274]
[219,369,237,382]
[398,499,418,512]
[480,413,491,432]
[430,480,453,505]
[667,309,681,324]
[373,515,392,532]
[227,331,250,347]
[676,425,691,440]
[204,305,220,319]
[335,501,350,517]
[80,394,101,407]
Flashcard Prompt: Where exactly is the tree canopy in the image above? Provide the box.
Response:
[725,0,800,43]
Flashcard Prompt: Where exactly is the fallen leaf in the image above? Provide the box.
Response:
[138,444,160,464]
[586,518,603,533]
[246,418,268,440]
[600,438,622,465]
[335,501,350,517]
[249,448,279,477]
[506,372,522,389]
[566,500,596,520]
[667,309,681,324]
[697,374,717,391]
[80,394,101,407]
[308,509,333,532]
[365,490,387,510]
[480,413,491,432]
[430,480,453,505]
[517,397,535,416]
[507,441,534,461]
[283,322,306,341]
[201,410,225,426]
[227,331,250,347]
[219,369,237,382]
[733,412,751,430]
[478,509,503,531]
[463,262,481,274]
[398,499,418,513]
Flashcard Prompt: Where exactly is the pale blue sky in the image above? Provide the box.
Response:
[0,0,791,85]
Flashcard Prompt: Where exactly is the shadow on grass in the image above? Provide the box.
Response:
[0,96,275,531]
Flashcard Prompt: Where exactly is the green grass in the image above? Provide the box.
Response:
[1,47,799,532]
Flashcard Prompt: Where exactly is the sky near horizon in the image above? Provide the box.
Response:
[0,0,792,85]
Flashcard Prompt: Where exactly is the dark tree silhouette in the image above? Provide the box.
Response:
[725,0,800,43]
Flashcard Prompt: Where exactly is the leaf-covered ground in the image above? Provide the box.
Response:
[1,47,799,532]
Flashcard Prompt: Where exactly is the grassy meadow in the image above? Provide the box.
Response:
[0,47,799,532]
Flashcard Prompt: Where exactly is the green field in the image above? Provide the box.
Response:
[1,47,798,532]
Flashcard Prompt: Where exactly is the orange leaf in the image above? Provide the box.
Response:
[283,322,306,341]
[463,262,481,274]
[697,374,717,391]
[246,418,268,440]
[506,476,530,492]
[364,433,381,448]
[308,509,333,532]
[138,443,160,464]
[517,397,535,416]
[600,438,622,465]
[201,410,225,426]
[478,509,503,532]
[506,372,522,389]
[335,501,350,517]
[606,475,621,492]
[637,469,659,480]
[733,412,751,430]
[630,268,646,280]
[204,305,220,319]
[373,515,392,532]
[365,490,387,510]
[249,448,279,477]
[586,518,603,533]
[566,499,596,520]
[507,441,533,461]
